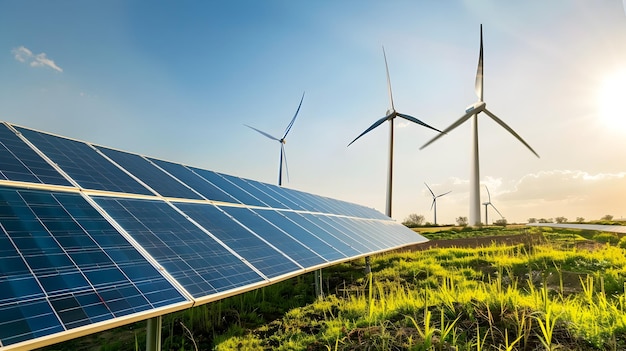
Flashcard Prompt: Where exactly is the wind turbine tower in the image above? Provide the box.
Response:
[349,47,441,217]
[420,25,539,226]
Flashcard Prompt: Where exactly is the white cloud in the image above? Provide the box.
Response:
[11,46,63,72]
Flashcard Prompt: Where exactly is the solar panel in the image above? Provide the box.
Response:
[0,123,71,186]
[14,127,153,195]
[96,147,203,200]
[0,122,427,350]
[0,186,187,347]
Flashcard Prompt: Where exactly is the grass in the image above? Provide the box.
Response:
[42,226,626,350]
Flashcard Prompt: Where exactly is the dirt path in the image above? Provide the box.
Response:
[400,232,544,251]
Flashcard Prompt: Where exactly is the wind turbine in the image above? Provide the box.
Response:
[420,24,539,226]
[245,92,305,187]
[424,182,451,225]
[348,47,442,217]
[482,185,503,225]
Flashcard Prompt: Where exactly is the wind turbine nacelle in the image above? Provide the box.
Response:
[465,101,486,113]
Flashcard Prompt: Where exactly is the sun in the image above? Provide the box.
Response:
[597,68,626,131]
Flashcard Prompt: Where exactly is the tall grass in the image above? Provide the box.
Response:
[215,233,626,350]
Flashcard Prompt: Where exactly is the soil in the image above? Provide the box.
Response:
[399,232,545,252]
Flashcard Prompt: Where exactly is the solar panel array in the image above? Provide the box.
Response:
[0,122,427,350]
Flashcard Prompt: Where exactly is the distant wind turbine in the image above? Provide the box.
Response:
[482,185,503,225]
[245,92,305,187]
[424,182,451,225]
[348,47,442,217]
[420,25,539,226]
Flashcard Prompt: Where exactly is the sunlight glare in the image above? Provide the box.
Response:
[597,68,626,131]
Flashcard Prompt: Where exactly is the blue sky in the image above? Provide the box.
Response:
[1,1,626,224]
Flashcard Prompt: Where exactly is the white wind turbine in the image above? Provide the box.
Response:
[245,92,305,186]
[349,47,442,217]
[420,25,539,226]
[482,185,503,225]
[425,182,451,225]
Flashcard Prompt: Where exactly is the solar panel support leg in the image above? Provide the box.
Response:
[365,256,371,274]
[146,316,162,351]
[315,269,323,298]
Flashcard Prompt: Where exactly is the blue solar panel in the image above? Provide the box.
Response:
[0,124,71,186]
[15,127,152,195]
[216,174,287,209]
[0,186,186,347]
[189,167,267,207]
[244,180,307,210]
[174,203,301,278]
[272,211,360,258]
[92,197,265,297]
[147,158,238,203]
[220,206,326,268]
[96,147,203,200]
[253,209,347,262]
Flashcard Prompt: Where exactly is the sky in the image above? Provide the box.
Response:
[1,0,625,225]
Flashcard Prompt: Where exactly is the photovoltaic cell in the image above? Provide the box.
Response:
[298,213,376,253]
[0,124,71,186]
[14,127,152,195]
[174,202,301,278]
[189,167,267,207]
[248,181,308,211]
[216,174,287,209]
[96,147,203,200]
[283,211,362,257]
[220,206,326,268]
[147,158,239,204]
[254,209,346,262]
[0,187,186,347]
[93,197,265,297]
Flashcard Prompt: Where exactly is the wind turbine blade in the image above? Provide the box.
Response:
[245,124,280,142]
[420,109,475,150]
[430,198,436,211]
[282,91,305,139]
[475,24,484,101]
[424,182,435,197]
[281,144,290,183]
[396,113,443,133]
[347,114,393,147]
[485,185,491,202]
[482,108,540,158]
[382,46,395,112]
[436,190,452,198]
[489,203,504,219]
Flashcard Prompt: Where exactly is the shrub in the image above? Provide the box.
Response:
[593,232,619,245]
[456,216,468,227]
